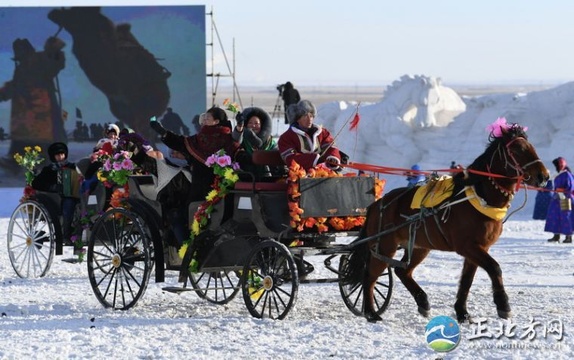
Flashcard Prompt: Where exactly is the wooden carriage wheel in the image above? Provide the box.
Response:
[338,254,393,316]
[241,240,299,319]
[87,207,153,310]
[7,200,56,278]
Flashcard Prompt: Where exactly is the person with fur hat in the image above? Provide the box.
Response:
[278,100,341,171]
[545,157,574,243]
[233,107,281,180]
[150,105,240,202]
[32,142,79,244]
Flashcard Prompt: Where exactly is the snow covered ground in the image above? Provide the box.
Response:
[0,185,572,359]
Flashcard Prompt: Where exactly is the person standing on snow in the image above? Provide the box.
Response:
[545,157,574,243]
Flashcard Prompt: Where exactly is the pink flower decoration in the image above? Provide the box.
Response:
[103,159,112,171]
[121,159,134,170]
[205,154,218,167]
[217,155,232,167]
[486,117,509,138]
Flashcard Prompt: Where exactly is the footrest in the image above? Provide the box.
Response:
[162,286,194,294]
[62,258,82,264]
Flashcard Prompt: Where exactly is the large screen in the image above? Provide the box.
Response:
[0,5,206,168]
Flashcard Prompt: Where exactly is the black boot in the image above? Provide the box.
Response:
[547,234,560,242]
[62,218,73,246]
[563,235,572,243]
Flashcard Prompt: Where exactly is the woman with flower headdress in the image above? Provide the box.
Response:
[545,157,574,243]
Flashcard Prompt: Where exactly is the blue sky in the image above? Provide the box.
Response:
[5,0,574,87]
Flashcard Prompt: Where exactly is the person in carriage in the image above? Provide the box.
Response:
[278,100,342,171]
[150,106,240,202]
[232,107,285,181]
[150,106,240,232]
[31,142,79,244]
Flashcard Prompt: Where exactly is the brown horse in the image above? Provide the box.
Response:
[344,122,549,322]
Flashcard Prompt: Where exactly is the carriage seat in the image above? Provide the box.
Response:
[234,150,288,192]
[128,175,158,201]
[252,150,284,166]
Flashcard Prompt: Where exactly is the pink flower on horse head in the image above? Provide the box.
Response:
[486,117,510,137]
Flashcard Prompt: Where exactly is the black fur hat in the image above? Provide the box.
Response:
[241,107,272,140]
[48,142,68,162]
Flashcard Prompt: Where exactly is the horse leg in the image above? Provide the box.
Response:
[363,257,390,323]
[362,237,398,322]
[394,248,431,317]
[461,249,511,320]
[454,258,478,322]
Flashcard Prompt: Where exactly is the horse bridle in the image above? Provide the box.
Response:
[487,136,542,196]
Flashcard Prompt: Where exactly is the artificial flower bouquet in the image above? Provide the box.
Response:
[95,150,135,188]
[14,145,45,202]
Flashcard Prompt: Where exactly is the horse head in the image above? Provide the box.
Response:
[496,124,549,188]
[468,120,549,201]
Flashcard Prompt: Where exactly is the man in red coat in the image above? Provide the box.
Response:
[278,100,341,171]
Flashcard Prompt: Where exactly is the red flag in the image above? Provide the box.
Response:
[349,112,360,131]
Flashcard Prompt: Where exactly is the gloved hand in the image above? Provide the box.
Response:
[235,112,245,127]
[243,128,263,148]
[150,116,167,136]
[325,156,341,171]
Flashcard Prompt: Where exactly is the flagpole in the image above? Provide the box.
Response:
[319,102,360,157]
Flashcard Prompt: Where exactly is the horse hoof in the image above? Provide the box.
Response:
[497,309,512,319]
[457,313,471,323]
[417,306,431,317]
[365,312,382,323]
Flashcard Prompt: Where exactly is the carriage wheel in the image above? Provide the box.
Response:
[338,254,393,316]
[189,270,240,305]
[241,240,298,320]
[7,201,56,278]
[87,207,152,310]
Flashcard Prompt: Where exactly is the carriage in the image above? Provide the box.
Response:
[84,150,393,319]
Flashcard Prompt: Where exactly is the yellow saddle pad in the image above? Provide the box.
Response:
[411,176,454,209]
[411,176,508,220]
